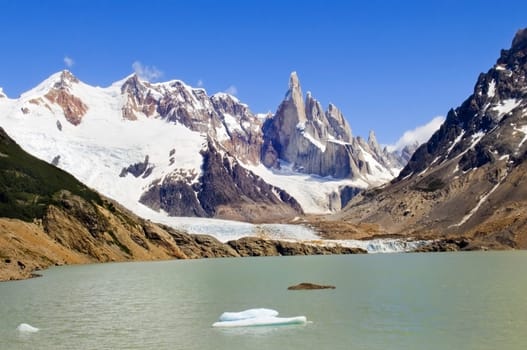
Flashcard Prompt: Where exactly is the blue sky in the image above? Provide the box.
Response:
[1,0,526,145]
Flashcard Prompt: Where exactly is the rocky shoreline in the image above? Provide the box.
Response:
[1,220,513,283]
[0,220,366,282]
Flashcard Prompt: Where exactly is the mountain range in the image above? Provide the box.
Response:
[0,69,411,226]
[2,26,526,271]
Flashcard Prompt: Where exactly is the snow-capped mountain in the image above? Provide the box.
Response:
[339,28,527,248]
[0,69,405,224]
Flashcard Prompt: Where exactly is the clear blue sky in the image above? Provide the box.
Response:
[1,0,526,145]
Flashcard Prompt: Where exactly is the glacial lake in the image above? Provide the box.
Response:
[1,252,527,349]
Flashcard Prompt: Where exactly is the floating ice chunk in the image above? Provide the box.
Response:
[213,316,307,328]
[16,323,39,333]
[214,308,307,328]
[219,308,279,321]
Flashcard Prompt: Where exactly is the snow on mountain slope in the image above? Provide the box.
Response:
[0,72,300,226]
[0,70,407,224]
[1,72,206,211]
[247,162,368,213]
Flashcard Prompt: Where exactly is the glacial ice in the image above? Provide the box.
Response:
[16,323,39,333]
[213,316,307,328]
[213,308,307,328]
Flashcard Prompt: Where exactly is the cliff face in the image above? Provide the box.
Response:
[120,75,263,165]
[262,72,403,181]
[139,139,303,222]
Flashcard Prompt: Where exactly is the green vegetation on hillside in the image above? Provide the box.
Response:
[0,127,102,221]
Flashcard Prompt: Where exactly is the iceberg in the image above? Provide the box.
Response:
[219,308,279,321]
[213,316,307,328]
[16,323,39,333]
[213,308,307,328]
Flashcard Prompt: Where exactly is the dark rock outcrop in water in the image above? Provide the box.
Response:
[288,282,336,290]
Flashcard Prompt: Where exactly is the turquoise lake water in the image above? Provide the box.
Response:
[1,251,527,349]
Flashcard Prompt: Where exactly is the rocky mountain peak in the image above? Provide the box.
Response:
[53,70,80,90]
[121,74,144,93]
[511,27,527,51]
[262,72,404,182]
[284,71,306,123]
[32,70,88,126]
[400,27,527,180]
[340,28,527,246]
[120,74,153,120]
[288,71,302,97]
[368,130,378,145]
[367,130,382,155]
[326,103,352,141]
[211,92,249,117]
[327,102,341,117]
[496,29,527,70]
[0,87,6,99]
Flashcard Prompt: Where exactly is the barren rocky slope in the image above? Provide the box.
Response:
[326,28,527,249]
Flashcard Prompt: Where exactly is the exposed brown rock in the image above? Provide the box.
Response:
[0,218,89,281]
[211,93,264,164]
[45,89,88,126]
[226,237,366,256]
[0,191,188,282]
[330,28,527,249]
[305,215,384,240]
[120,75,158,120]
[28,98,52,111]
[165,227,240,259]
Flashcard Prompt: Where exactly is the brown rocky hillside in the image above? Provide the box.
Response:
[326,28,527,250]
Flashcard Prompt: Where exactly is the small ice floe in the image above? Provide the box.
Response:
[213,308,307,328]
[219,308,278,321]
[16,323,39,333]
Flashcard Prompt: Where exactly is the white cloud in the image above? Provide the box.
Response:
[132,61,163,81]
[224,85,238,95]
[64,56,74,68]
[197,79,204,87]
[389,116,445,152]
